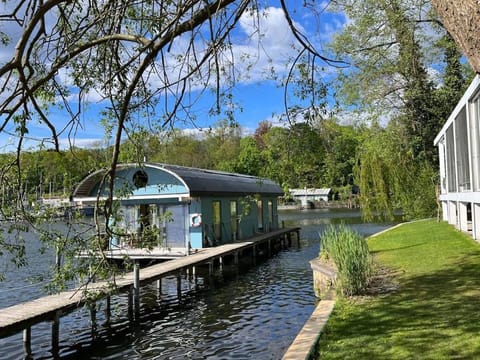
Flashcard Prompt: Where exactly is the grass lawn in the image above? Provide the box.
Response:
[316,219,480,359]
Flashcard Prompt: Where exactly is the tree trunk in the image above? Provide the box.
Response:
[431,0,480,73]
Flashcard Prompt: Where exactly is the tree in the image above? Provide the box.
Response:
[329,0,470,219]
[355,122,437,221]
[229,136,264,175]
[317,119,360,190]
[329,0,448,163]
[431,0,480,73]
[0,1,338,288]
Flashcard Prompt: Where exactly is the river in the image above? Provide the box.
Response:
[0,208,398,359]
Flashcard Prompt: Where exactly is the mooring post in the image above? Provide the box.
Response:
[23,327,32,359]
[234,251,239,265]
[127,286,133,323]
[192,266,198,286]
[208,261,213,276]
[90,304,97,339]
[51,311,60,357]
[133,261,140,318]
[219,256,223,272]
[176,273,182,299]
[105,296,111,325]
[156,278,162,299]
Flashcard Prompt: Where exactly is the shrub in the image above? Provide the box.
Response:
[320,224,372,296]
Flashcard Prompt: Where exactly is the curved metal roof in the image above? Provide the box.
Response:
[72,163,283,198]
[154,163,283,196]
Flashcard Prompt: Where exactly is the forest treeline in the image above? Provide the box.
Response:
[0,118,362,204]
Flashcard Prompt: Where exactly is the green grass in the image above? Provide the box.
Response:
[316,219,480,359]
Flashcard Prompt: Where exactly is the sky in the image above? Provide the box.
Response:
[0,1,347,152]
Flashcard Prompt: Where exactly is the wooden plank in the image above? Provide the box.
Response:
[0,227,300,338]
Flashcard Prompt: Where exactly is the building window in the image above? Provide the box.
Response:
[446,125,457,192]
[470,95,480,191]
[455,107,470,191]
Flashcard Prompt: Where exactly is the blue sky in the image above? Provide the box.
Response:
[0,1,347,152]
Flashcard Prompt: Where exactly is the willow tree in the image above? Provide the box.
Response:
[0,1,339,289]
[355,123,438,221]
[328,0,469,219]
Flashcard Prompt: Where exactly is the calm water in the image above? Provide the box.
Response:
[0,208,398,359]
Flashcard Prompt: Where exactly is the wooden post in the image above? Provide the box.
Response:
[23,327,32,359]
[219,256,223,271]
[90,304,97,339]
[105,296,111,325]
[176,273,182,299]
[234,252,239,265]
[208,261,213,276]
[51,311,60,357]
[192,266,197,286]
[157,278,162,299]
[128,286,133,323]
[133,261,140,318]
[268,239,271,257]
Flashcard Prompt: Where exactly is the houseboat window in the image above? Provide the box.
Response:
[257,200,263,231]
[212,201,222,242]
[230,200,238,241]
[139,204,151,236]
[137,204,162,247]
[133,170,148,188]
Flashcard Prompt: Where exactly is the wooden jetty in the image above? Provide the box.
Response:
[0,227,300,358]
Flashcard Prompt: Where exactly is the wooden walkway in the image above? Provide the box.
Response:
[0,227,300,354]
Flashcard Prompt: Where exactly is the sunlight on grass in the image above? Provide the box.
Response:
[316,219,480,359]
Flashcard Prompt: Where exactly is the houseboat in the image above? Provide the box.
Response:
[72,163,284,257]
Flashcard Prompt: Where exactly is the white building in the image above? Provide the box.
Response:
[289,188,332,207]
[434,75,480,240]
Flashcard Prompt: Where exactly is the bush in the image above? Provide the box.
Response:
[320,224,372,296]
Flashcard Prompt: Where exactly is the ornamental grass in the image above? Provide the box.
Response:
[320,224,372,296]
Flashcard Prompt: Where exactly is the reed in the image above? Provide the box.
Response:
[320,224,372,296]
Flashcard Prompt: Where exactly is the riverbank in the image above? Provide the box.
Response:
[315,219,480,359]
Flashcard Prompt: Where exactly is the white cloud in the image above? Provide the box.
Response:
[58,137,104,149]
[0,4,341,147]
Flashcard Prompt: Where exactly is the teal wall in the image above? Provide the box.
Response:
[90,167,188,197]
[198,196,279,247]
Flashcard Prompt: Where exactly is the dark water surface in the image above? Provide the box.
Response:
[0,209,397,359]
